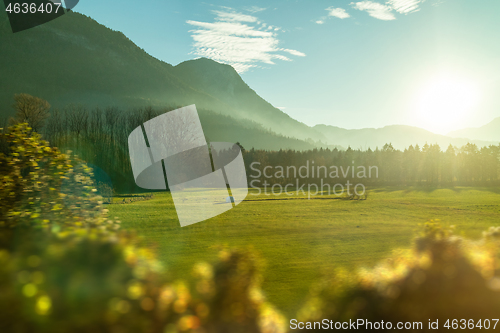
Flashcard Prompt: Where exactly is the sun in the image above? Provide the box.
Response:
[414,74,480,134]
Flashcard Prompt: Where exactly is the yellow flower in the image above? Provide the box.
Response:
[23,284,37,297]
[127,281,144,300]
[36,296,52,315]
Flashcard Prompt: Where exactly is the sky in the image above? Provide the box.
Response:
[75,0,500,134]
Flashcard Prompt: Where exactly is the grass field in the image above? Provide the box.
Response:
[108,187,500,316]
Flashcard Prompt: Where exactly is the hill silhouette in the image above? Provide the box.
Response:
[314,124,497,150]
[0,9,325,149]
[448,117,500,142]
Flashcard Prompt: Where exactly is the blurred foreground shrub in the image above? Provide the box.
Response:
[297,222,500,331]
[0,123,108,230]
[0,234,285,333]
[0,124,285,333]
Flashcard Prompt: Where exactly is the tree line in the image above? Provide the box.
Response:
[243,142,500,186]
[5,94,500,191]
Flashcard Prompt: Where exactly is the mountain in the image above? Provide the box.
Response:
[2,9,497,153]
[0,9,326,146]
[448,117,500,142]
[197,110,316,151]
[314,124,497,151]
[172,59,325,142]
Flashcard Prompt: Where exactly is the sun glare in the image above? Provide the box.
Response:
[414,74,480,134]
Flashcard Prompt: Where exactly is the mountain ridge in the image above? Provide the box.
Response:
[0,10,326,144]
[448,117,500,142]
[171,58,324,142]
[1,9,498,152]
[314,124,498,150]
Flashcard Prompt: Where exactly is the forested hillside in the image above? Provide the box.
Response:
[0,8,326,144]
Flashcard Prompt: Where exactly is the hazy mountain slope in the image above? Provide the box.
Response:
[314,124,497,150]
[172,58,326,142]
[198,110,315,151]
[0,10,325,144]
[0,11,228,114]
[448,117,500,142]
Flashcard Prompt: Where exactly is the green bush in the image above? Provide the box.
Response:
[0,123,109,230]
[0,229,163,333]
[296,222,500,331]
[194,249,286,333]
[0,124,285,333]
[0,233,285,333]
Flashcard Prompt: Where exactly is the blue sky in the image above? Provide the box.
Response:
[75,0,500,134]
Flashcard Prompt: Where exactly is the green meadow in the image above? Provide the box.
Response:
[108,187,500,316]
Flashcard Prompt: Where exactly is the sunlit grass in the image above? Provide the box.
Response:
[108,186,500,316]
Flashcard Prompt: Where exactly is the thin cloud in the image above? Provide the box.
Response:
[187,10,305,73]
[316,7,350,24]
[213,11,257,23]
[387,0,424,14]
[351,1,396,20]
[317,0,424,24]
[246,6,267,13]
[282,49,306,57]
[327,7,351,19]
